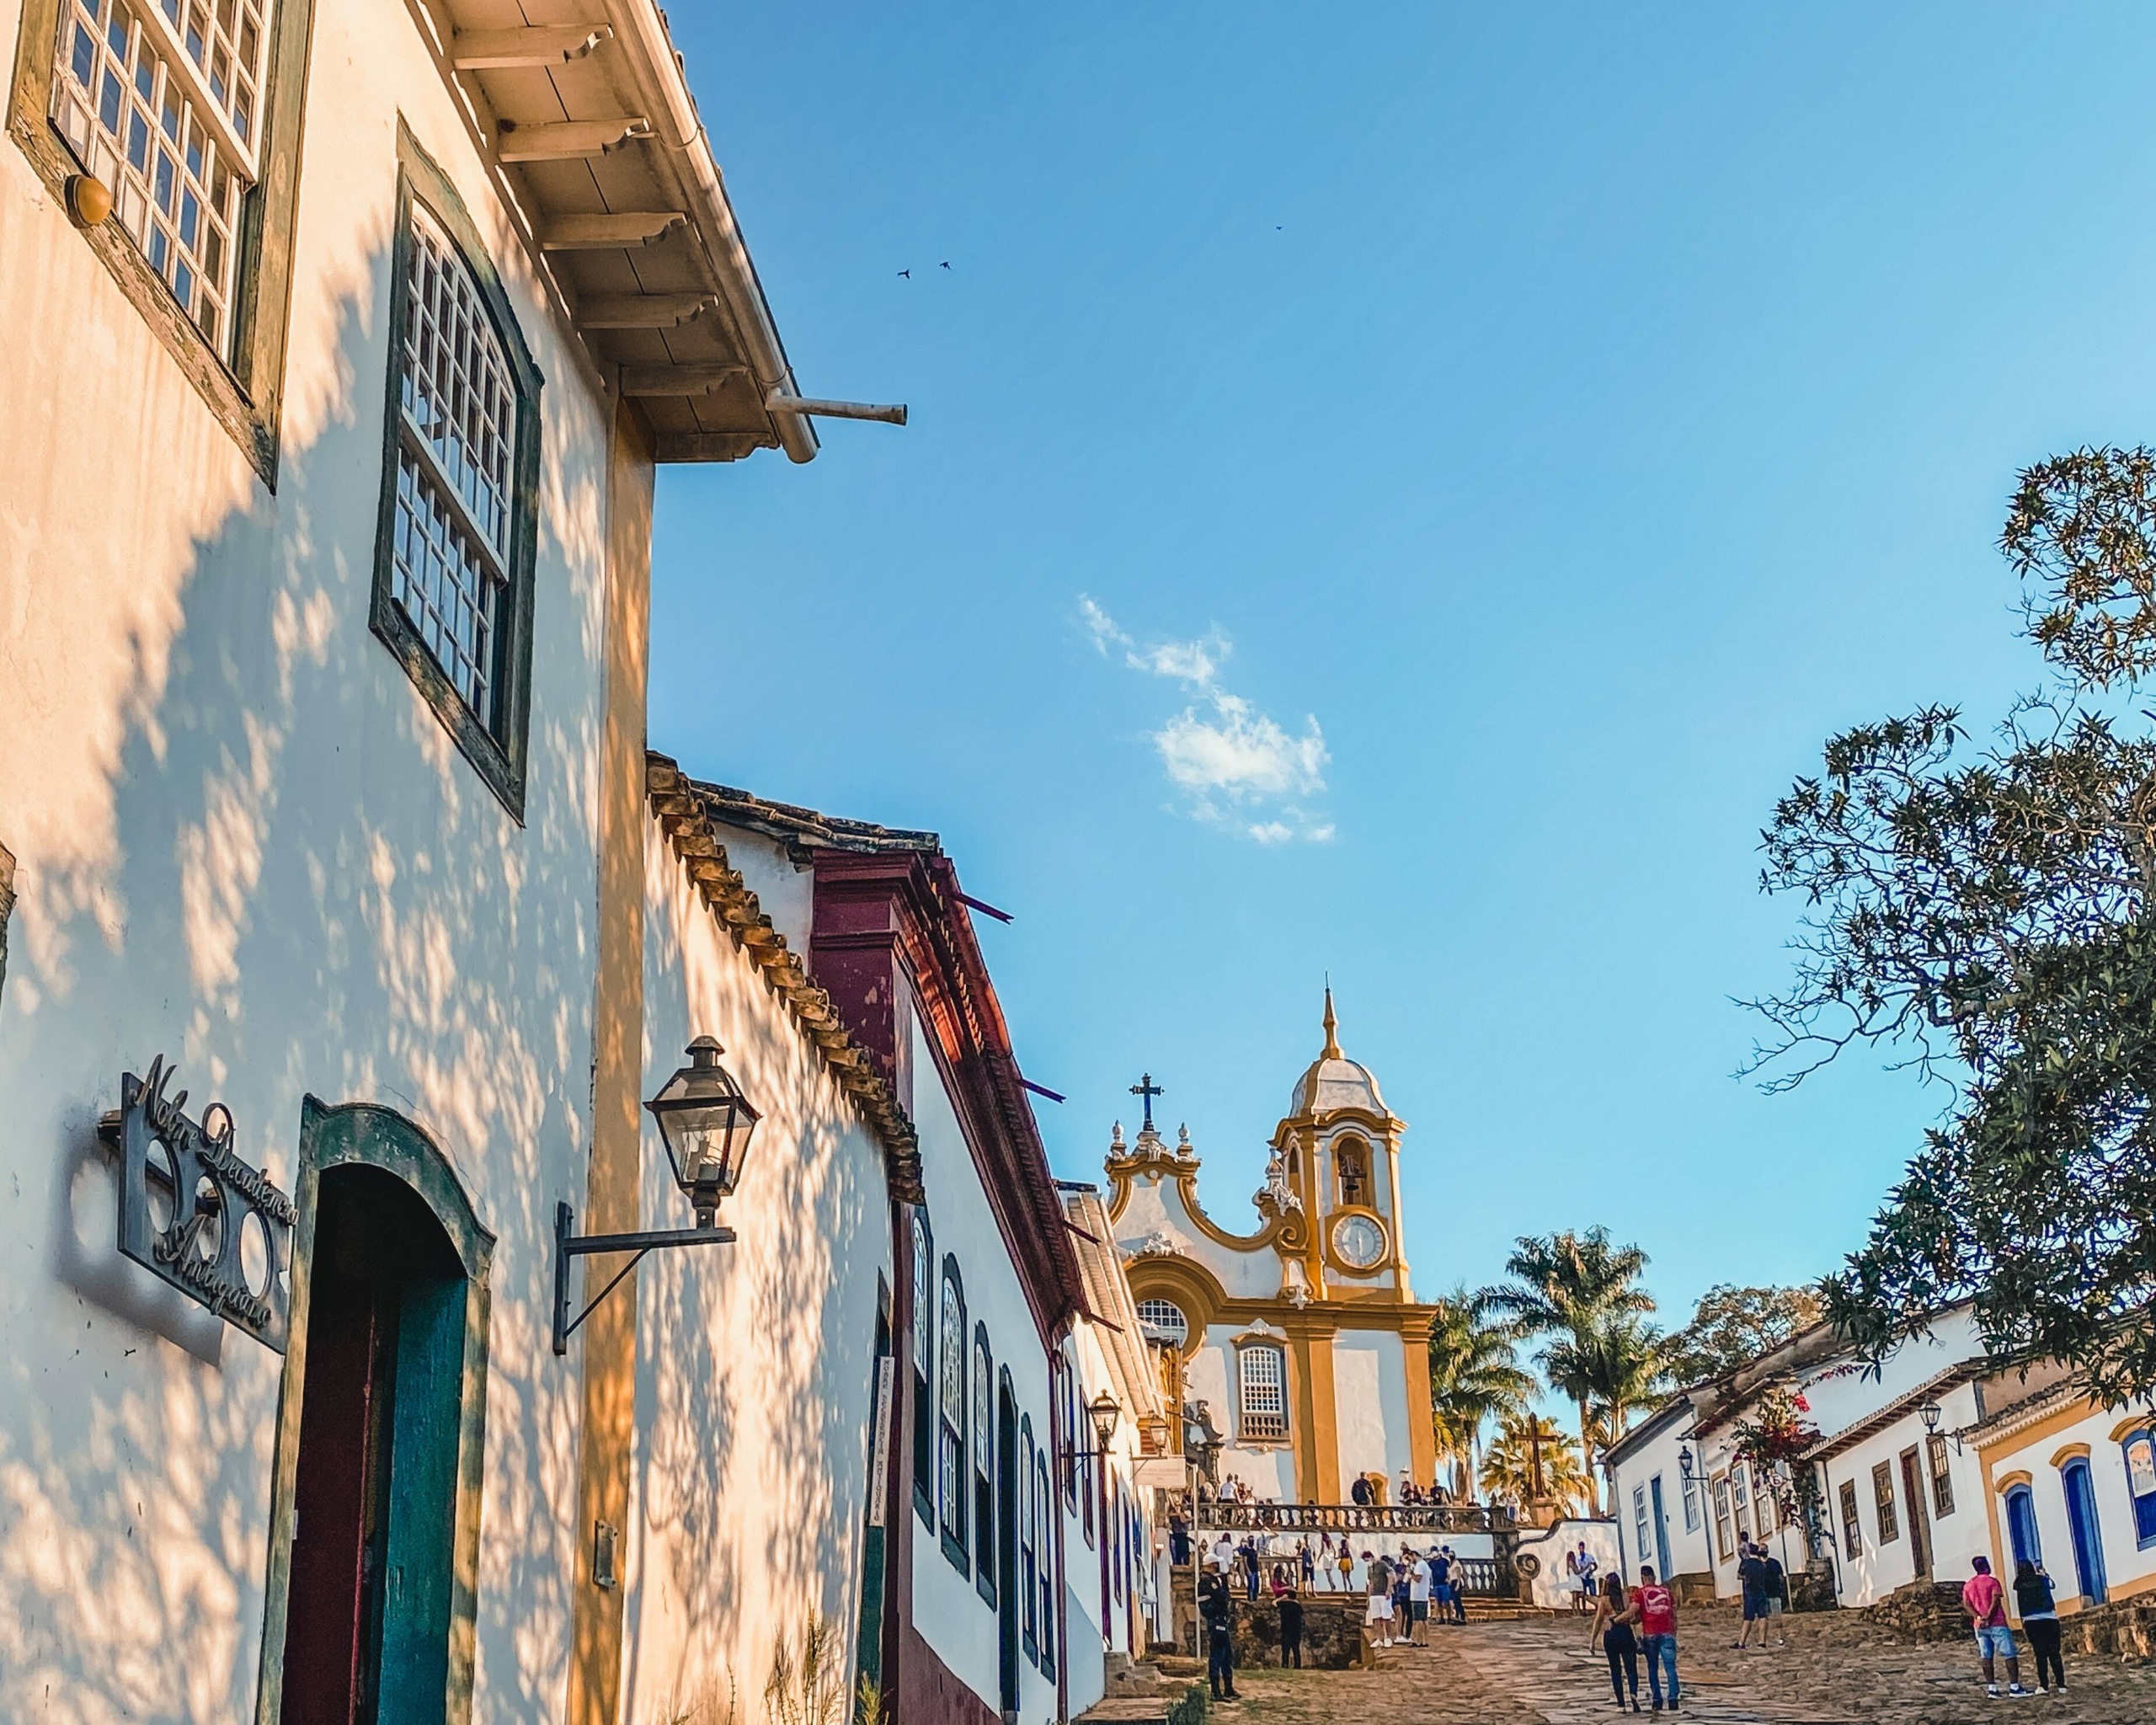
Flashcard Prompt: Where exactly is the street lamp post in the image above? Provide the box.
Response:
[552,1038,760,1354]
[1088,1391,1121,1650]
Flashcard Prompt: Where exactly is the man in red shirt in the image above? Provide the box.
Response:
[1634,1565,1679,1711]
[1962,1556,2031,1699]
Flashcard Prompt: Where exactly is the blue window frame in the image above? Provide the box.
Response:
[2123,1429,2156,1546]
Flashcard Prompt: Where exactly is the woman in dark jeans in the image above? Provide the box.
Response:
[1588,1573,1642,1712]
[2014,1559,2067,1694]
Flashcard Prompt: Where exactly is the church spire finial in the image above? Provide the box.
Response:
[1321,978,1342,1060]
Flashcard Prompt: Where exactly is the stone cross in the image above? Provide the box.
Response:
[1129,1072,1163,1130]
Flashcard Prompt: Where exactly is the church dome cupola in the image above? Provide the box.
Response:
[1289,985,1387,1117]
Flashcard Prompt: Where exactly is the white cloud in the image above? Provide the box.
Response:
[1079,596,1335,843]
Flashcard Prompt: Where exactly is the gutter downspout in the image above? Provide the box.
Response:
[602,0,819,463]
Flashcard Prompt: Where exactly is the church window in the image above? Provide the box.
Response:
[1236,1343,1289,1442]
[1137,1298,1188,1347]
[972,1328,995,1602]
[910,1212,933,1524]
[938,1261,968,1565]
[1335,1140,1369,1210]
[371,177,541,820]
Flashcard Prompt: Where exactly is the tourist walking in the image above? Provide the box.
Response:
[1198,1563,1239,1701]
[1633,1564,1680,1712]
[1734,1542,1779,1648]
[1407,1546,1432,1645]
[2014,1558,2066,1695]
[1364,1550,1397,1648]
[1568,1541,1598,1615]
[1588,1573,1642,1712]
[1278,1581,1305,1669]
[1962,1556,2031,1699]
[1299,1535,1316,1592]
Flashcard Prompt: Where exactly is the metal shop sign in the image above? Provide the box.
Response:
[113,1055,295,1351]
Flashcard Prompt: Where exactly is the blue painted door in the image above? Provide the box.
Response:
[2005,1485,2041,1567]
[2062,1460,2109,1605]
[1650,1476,1672,1580]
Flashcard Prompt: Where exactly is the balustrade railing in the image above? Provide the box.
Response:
[1191,1500,1513,1535]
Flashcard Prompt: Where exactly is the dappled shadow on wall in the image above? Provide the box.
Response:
[0,208,613,1722]
[622,899,890,1714]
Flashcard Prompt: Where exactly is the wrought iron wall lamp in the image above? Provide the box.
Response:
[552,1038,760,1354]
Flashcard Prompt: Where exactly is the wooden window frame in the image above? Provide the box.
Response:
[937,1257,969,1572]
[371,120,541,824]
[8,0,315,486]
[910,1208,934,1529]
[1927,1433,1956,1519]
[1838,1477,1863,1557]
[1872,1459,1900,1543]
[1711,1473,1733,1562]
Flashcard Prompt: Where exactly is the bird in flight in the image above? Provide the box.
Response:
[940,261,952,270]
[897,268,910,279]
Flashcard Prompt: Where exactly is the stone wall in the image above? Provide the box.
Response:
[1179,1596,1369,1671]
[2059,1599,2156,1662]
[1862,1580,1978,1642]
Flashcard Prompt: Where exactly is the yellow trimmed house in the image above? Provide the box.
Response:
[1105,991,1438,1504]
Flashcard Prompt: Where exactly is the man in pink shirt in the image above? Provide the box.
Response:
[1962,1556,2031,1699]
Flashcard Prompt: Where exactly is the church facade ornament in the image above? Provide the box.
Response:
[1102,991,1440,1504]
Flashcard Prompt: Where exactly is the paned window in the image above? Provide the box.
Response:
[371,165,539,818]
[910,1212,933,1518]
[1020,1419,1038,1655]
[1712,1475,1733,1561]
[391,206,516,729]
[1681,1467,1700,1532]
[1732,1465,1752,1539]
[1036,1453,1055,1668]
[1839,1478,1863,1557]
[1928,1434,1956,1519]
[1633,1483,1652,1572]
[1872,1460,1900,1543]
[1137,1298,1188,1347]
[2124,1429,2156,1545]
[938,1265,968,1558]
[49,0,265,353]
[1237,1343,1288,1442]
[973,1332,995,1596]
[1753,1464,1780,1533]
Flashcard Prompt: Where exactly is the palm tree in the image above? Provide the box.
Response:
[1540,1312,1668,1503]
[1479,1412,1589,1514]
[1481,1229,1655,1514]
[1427,1286,1534,1501]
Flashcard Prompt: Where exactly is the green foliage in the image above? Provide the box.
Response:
[1728,1386,1827,1556]
[1480,1230,1661,1510]
[1662,1284,1826,1385]
[1754,446,2156,1407]
[766,1612,845,1725]
[1479,1413,1588,1513]
[1166,1680,1210,1725]
[1427,1286,1535,1498]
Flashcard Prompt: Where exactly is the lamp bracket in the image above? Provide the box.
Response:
[552,1200,734,1354]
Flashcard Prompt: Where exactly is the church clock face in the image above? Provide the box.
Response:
[1331,1212,1386,1270]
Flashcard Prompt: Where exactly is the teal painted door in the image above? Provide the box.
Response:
[284,1166,467,1725]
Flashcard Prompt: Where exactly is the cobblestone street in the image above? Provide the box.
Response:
[1214,1606,2156,1724]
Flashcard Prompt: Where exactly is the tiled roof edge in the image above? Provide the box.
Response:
[648,750,925,1204]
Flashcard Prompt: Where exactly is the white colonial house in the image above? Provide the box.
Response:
[1601,1303,2156,1625]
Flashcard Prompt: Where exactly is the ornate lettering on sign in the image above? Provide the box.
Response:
[112,1055,294,1351]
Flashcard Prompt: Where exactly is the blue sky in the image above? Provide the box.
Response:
[647,5,2156,1327]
